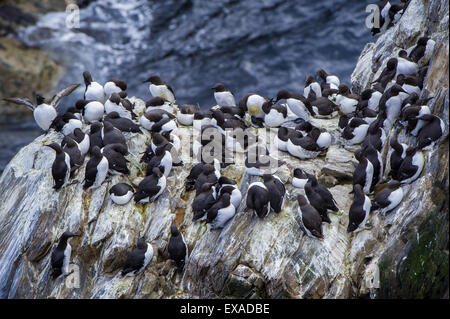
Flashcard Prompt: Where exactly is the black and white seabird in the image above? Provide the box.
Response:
[396,147,424,184]
[177,104,200,126]
[317,69,340,90]
[276,126,295,152]
[415,114,445,150]
[206,193,236,229]
[46,143,71,191]
[121,237,153,276]
[358,88,382,112]
[246,182,270,219]
[262,174,286,214]
[88,122,104,155]
[83,71,105,102]
[362,117,386,152]
[336,84,359,114]
[388,135,407,180]
[287,129,321,159]
[396,74,422,96]
[401,104,431,136]
[140,108,176,131]
[342,117,369,145]
[109,183,134,205]
[50,231,80,279]
[168,223,188,272]
[143,74,176,103]
[372,58,398,89]
[262,100,288,128]
[212,83,236,107]
[307,95,340,119]
[104,79,127,98]
[292,168,311,189]
[347,184,372,233]
[75,99,104,123]
[297,195,323,239]
[134,167,166,203]
[217,177,242,209]
[101,121,128,148]
[239,93,269,118]
[83,146,109,190]
[378,84,408,128]
[4,84,80,132]
[50,110,83,136]
[355,143,383,192]
[304,179,332,223]
[304,75,322,98]
[192,182,218,221]
[61,136,84,178]
[275,90,312,121]
[353,153,374,194]
[308,175,339,213]
[397,50,419,75]
[104,92,135,120]
[408,36,436,66]
[104,112,141,133]
[371,181,404,216]
[146,145,173,177]
[101,143,130,176]
[67,128,90,156]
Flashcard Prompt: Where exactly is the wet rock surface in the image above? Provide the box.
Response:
[0,0,448,299]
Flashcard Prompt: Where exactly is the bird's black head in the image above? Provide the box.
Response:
[116,91,127,99]
[143,75,163,85]
[35,94,46,105]
[170,223,180,236]
[62,136,77,149]
[109,93,121,104]
[218,176,236,186]
[45,142,62,153]
[305,75,315,86]
[297,194,308,206]
[90,122,103,134]
[152,166,163,177]
[317,69,328,80]
[61,231,80,241]
[103,121,114,132]
[398,50,408,58]
[146,97,166,107]
[417,37,430,46]
[390,84,407,95]
[387,58,398,70]
[262,174,273,183]
[83,71,93,86]
[109,79,127,91]
[137,237,147,250]
[107,111,121,119]
[75,99,88,110]
[152,132,167,146]
[360,89,373,101]
[275,89,291,103]
[212,83,226,92]
[91,145,102,157]
[338,84,350,95]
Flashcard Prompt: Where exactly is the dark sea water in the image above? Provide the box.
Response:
[0,0,373,173]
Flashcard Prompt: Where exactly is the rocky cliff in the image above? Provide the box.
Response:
[0,0,448,299]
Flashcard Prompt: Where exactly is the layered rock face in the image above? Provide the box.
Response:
[0,0,448,299]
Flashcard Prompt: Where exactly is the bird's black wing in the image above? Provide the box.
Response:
[51,84,81,108]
